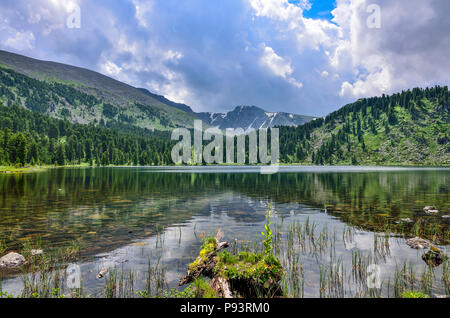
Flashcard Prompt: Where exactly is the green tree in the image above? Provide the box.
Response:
[55,143,66,165]
[15,133,28,165]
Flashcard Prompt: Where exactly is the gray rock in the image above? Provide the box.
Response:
[422,250,446,267]
[0,252,26,268]
[406,237,431,249]
[96,268,108,279]
[395,218,414,224]
[441,215,450,219]
[423,206,439,214]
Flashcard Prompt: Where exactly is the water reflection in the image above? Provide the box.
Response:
[0,167,448,257]
[0,167,449,297]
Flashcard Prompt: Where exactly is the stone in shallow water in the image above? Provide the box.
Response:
[0,252,26,268]
[97,268,108,279]
[422,250,446,267]
[423,206,439,214]
[395,218,414,224]
[406,237,431,249]
[30,249,43,256]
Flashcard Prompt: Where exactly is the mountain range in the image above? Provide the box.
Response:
[0,49,448,167]
[0,50,313,132]
[196,106,314,131]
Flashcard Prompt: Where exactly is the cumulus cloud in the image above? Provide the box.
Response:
[4,30,35,51]
[132,0,154,28]
[332,0,450,99]
[101,61,122,76]
[0,0,448,116]
[259,44,303,88]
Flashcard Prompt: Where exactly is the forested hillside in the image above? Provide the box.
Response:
[0,105,174,166]
[0,50,198,131]
[0,80,448,167]
[279,86,449,166]
[0,51,314,132]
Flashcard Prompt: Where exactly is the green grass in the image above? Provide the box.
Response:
[0,163,93,174]
[216,251,283,284]
[400,291,430,298]
[191,278,218,298]
[0,165,48,174]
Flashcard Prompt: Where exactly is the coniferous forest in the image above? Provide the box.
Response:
[0,105,174,166]
[278,86,449,166]
[0,61,448,167]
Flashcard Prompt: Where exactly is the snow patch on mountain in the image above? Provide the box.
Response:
[195,106,314,130]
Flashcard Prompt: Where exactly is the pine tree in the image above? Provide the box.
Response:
[15,133,28,165]
[55,143,66,165]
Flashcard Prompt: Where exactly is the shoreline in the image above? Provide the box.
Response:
[1,162,449,175]
[0,164,89,174]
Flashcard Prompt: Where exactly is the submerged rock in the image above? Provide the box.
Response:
[30,249,43,256]
[395,218,414,224]
[97,268,108,279]
[422,250,446,267]
[0,252,26,268]
[423,206,439,214]
[406,237,431,249]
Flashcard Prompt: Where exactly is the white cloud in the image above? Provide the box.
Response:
[101,60,122,76]
[339,54,391,97]
[5,31,35,51]
[132,0,154,28]
[147,79,191,105]
[0,0,448,115]
[259,44,302,88]
[249,0,303,22]
[288,77,303,89]
[331,0,449,99]
[260,45,293,78]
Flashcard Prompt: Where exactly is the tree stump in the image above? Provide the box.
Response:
[179,237,284,298]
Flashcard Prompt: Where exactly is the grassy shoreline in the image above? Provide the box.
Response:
[1,217,448,298]
[0,166,50,174]
[0,163,92,174]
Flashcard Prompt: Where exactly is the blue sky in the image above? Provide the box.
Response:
[0,0,448,116]
[293,0,336,21]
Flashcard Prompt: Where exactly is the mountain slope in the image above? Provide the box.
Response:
[0,50,197,130]
[197,105,315,130]
[278,86,449,166]
[0,104,174,166]
[137,87,194,114]
[0,50,314,132]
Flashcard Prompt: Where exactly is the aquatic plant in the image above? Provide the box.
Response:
[261,205,274,256]
[400,290,429,298]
